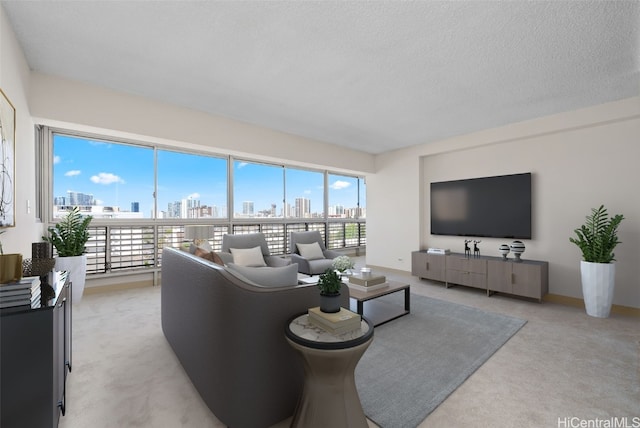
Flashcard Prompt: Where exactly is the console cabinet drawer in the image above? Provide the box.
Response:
[446,256,486,274]
[446,269,486,289]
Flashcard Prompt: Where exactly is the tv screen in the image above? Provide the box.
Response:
[430,173,532,239]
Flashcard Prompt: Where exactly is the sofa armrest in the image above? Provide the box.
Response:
[265,255,292,267]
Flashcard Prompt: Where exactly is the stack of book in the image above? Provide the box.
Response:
[348,274,388,292]
[0,276,42,310]
[308,306,362,334]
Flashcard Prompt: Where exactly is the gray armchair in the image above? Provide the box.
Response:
[221,232,290,267]
[290,230,342,275]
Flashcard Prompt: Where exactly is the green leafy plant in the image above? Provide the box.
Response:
[570,205,624,263]
[43,207,93,257]
[317,268,342,295]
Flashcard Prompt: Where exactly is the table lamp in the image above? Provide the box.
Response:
[184,225,214,248]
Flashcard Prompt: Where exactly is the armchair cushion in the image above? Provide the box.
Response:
[296,242,325,260]
[230,246,267,267]
[226,263,299,287]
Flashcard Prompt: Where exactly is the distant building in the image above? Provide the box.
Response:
[243,201,254,216]
[295,197,311,218]
[67,191,95,206]
[53,205,143,219]
[131,202,139,212]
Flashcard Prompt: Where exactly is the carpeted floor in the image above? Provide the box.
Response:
[59,265,639,428]
[355,293,526,428]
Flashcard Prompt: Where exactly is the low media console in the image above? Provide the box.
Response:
[411,250,548,302]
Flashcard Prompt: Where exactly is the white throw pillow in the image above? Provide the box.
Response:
[296,242,325,260]
[230,246,267,267]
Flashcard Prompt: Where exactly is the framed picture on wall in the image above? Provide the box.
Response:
[0,88,16,227]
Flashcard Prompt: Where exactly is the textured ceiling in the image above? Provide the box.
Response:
[2,1,638,154]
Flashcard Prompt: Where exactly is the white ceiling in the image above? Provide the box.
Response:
[2,1,638,154]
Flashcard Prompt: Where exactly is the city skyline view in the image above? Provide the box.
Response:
[52,134,365,219]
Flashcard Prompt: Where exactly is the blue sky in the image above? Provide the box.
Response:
[53,135,364,217]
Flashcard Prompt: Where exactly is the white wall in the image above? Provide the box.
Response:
[0,7,42,257]
[29,73,375,174]
[368,98,640,308]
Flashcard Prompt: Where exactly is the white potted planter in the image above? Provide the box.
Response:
[43,207,93,303]
[580,260,616,318]
[570,205,624,318]
[55,254,87,304]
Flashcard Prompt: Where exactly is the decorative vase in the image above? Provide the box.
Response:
[0,253,23,284]
[55,255,87,303]
[510,241,525,261]
[32,242,52,259]
[498,244,510,260]
[320,292,341,313]
[580,261,615,318]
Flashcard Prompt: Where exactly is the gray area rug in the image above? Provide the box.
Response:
[355,293,526,428]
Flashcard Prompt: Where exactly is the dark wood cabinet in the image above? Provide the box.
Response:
[1,272,71,428]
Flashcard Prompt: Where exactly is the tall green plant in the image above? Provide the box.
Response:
[570,205,624,263]
[43,207,93,257]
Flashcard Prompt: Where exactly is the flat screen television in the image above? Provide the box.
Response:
[430,172,532,239]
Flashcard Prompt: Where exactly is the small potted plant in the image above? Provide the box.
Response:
[569,205,624,318]
[332,255,355,275]
[317,268,343,313]
[43,207,93,303]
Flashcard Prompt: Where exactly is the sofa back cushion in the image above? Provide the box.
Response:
[226,263,299,287]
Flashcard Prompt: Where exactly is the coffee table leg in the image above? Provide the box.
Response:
[357,300,364,316]
[405,288,410,313]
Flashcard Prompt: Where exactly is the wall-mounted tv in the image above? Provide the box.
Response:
[430,172,532,239]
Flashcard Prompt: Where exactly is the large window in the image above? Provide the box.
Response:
[157,150,227,219]
[51,133,365,222]
[43,127,366,276]
[53,134,154,218]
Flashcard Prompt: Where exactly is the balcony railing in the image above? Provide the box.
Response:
[82,221,366,275]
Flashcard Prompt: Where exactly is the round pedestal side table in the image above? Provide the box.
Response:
[285,313,374,428]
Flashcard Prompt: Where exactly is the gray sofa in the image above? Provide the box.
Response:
[160,247,350,428]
